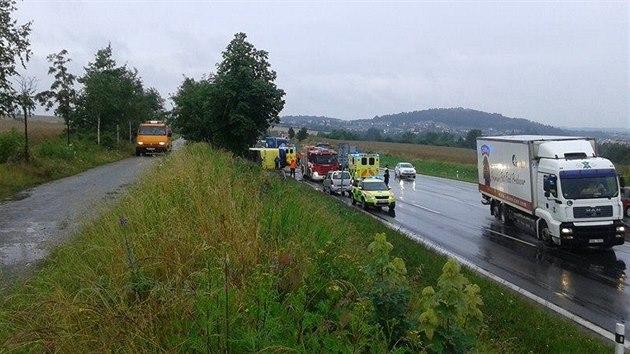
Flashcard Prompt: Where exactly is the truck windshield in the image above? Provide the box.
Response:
[560,169,619,199]
[139,126,166,135]
[310,155,338,164]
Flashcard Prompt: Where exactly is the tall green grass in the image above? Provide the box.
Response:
[0,143,612,353]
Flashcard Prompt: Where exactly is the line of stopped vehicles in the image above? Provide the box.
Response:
[248,135,629,249]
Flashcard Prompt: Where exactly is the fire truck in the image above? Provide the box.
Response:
[300,146,340,181]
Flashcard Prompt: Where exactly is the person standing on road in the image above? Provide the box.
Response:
[289,159,297,178]
[384,165,390,186]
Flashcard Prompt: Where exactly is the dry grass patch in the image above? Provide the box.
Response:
[314,138,476,165]
[0,118,64,145]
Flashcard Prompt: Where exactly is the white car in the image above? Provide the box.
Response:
[322,170,352,196]
[394,162,416,179]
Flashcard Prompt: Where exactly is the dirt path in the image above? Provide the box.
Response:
[0,141,183,285]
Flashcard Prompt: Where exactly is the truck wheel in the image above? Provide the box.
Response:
[626,207,630,218]
[539,221,552,245]
[361,198,368,210]
[351,195,356,205]
[388,207,396,217]
[500,205,512,226]
[492,202,501,219]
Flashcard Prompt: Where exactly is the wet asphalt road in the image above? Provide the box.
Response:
[304,172,630,337]
[0,140,184,285]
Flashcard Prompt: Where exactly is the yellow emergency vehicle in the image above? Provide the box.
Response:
[248,145,297,170]
[348,153,380,180]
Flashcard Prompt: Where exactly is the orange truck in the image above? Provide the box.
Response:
[135,120,172,156]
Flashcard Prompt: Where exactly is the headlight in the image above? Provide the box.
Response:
[313,172,319,177]
[137,141,143,145]
[616,226,626,233]
[159,142,166,146]
[561,228,573,234]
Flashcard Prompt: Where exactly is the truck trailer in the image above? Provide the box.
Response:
[477,135,626,248]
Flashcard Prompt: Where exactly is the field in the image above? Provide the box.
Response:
[0,117,65,145]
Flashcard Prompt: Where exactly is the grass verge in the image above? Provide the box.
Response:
[0,143,612,353]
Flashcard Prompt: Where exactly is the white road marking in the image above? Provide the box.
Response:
[411,203,442,215]
[484,228,538,248]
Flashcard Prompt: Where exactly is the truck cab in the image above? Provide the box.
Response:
[534,145,625,247]
[478,135,625,248]
[136,121,172,156]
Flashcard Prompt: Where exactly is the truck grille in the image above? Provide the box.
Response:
[571,224,616,240]
[573,206,613,218]
[375,196,389,200]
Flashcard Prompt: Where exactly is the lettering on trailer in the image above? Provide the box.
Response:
[491,171,527,186]
[479,184,534,212]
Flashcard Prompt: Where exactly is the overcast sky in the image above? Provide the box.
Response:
[15,1,630,129]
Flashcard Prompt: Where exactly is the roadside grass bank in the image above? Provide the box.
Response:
[0,143,612,353]
[0,129,133,201]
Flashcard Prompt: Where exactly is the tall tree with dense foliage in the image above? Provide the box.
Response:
[75,44,161,146]
[172,32,285,155]
[37,49,76,145]
[170,76,214,142]
[0,0,32,118]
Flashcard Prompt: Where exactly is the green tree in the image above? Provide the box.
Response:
[400,131,416,144]
[296,127,308,141]
[37,49,77,145]
[288,126,295,139]
[75,44,158,146]
[171,76,214,142]
[464,129,482,149]
[365,127,382,141]
[172,32,285,156]
[0,0,32,117]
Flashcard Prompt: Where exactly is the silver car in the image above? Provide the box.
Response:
[394,162,416,179]
[322,170,352,196]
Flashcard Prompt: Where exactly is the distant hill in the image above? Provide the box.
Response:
[281,108,568,137]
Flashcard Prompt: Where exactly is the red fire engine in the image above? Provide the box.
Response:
[300,146,340,181]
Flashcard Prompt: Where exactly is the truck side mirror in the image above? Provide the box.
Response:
[167,132,172,137]
[620,176,626,188]
[544,175,558,198]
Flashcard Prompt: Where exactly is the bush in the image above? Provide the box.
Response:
[36,139,77,160]
[0,128,24,163]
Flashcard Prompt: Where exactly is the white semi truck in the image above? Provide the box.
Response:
[477,135,626,248]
